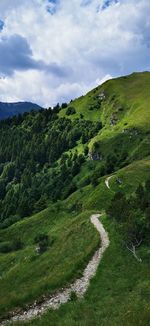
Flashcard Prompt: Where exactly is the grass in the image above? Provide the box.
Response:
[109,157,150,193]
[0,208,99,319]
[59,72,150,129]
[15,214,150,326]
[59,72,150,163]
[0,71,150,325]
[0,154,149,324]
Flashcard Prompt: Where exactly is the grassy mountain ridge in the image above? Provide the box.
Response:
[60,72,150,161]
[59,71,150,126]
[0,72,150,324]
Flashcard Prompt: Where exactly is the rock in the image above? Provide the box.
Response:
[35,246,40,254]
[88,149,101,161]
[98,92,105,100]
[116,178,122,185]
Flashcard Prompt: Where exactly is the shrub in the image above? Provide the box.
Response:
[61,103,68,109]
[107,183,150,248]
[70,291,78,301]
[34,233,49,254]
[0,215,20,229]
[12,238,24,251]
[91,174,99,187]
[53,103,60,112]
[0,238,23,253]
[0,242,12,253]
[66,107,76,115]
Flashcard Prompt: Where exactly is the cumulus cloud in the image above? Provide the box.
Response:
[0,34,70,77]
[0,35,39,76]
[0,0,149,106]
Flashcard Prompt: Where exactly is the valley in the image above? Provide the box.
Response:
[0,72,150,326]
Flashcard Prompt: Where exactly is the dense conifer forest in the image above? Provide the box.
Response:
[0,72,150,326]
[0,106,102,228]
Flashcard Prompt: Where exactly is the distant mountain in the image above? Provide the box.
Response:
[0,101,42,120]
[0,72,150,325]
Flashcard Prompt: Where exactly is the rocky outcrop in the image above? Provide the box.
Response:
[88,149,102,161]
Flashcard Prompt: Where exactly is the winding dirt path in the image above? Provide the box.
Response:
[105,176,113,189]
[1,214,109,325]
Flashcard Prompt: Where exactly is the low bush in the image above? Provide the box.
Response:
[0,241,12,253]
[0,238,23,253]
[66,107,76,115]
[34,233,51,253]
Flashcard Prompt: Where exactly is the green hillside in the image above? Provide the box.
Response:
[0,72,150,325]
[59,71,150,128]
[60,72,150,161]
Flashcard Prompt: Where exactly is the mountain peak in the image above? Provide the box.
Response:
[0,101,42,120]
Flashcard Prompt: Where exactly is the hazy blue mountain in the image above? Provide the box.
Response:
[0,101,42,120]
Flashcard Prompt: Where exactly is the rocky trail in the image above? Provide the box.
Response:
[105,175,113,189]
[1,214,109,325]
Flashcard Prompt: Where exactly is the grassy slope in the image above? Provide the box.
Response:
[59,72,150,129]
[21,215,150,326]
[60,72,150,160]
[108,157,150,193]
[0,72,150,324]
[0,158,149,323]
[0,208,99,318]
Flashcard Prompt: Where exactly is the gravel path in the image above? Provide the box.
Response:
[105,176,113,189]
[1,214,109,325]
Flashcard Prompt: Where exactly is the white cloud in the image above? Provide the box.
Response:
[0,0,149,106]
[0,69,111,107]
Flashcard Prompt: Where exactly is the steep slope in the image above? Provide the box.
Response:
[0,72,150,325]
[59,72,150,162]
[59,71,150,127]
[0,102,42,120]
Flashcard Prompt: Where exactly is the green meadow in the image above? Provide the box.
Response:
[0,72,150,325]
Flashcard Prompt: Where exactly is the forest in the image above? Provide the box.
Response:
[0,106,102,228]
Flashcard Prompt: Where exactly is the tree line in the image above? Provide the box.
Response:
[0,107,102,228]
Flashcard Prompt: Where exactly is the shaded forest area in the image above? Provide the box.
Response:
[0,107,102,228]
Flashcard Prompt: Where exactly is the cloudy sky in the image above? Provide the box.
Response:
[0,0,149,107]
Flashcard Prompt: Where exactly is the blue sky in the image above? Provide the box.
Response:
[102,0,119,9]
[0,0,149,106]
[0,20,4,31]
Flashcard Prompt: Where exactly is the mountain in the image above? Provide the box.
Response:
[0,72,149,326]
[0,101,42,120]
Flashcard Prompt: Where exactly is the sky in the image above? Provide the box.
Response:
[0,0,149,107]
